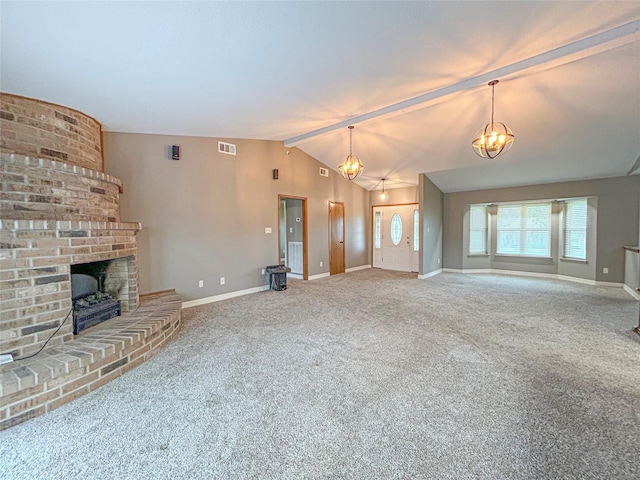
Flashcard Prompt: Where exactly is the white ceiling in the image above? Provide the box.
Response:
[1,1,639,192]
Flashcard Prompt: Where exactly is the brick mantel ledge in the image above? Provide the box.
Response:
[0,291,182,430]
[1,153,123,193]
[0,219,142,232]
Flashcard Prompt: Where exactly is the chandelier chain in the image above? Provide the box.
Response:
[491,82,495,125]
[349,125,353,156]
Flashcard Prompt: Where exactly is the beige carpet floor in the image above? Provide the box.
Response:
[1,270,639,479]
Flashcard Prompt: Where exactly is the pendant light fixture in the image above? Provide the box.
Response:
[339,125,364,180]
[471,80,514,159]
[380,178,387,200]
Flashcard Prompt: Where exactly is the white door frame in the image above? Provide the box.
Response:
[372,204,419,272]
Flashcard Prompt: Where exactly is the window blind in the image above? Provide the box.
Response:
[497,203,551,256]
[564,199,587,259]
[469,205,487,254]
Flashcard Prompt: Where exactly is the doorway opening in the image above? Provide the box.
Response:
[372,204,419,272]
[279,195,308,280]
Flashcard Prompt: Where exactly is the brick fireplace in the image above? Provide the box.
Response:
[0,154,141,357]
[0,93,181,430]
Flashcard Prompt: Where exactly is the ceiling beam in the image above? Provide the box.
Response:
[284,20,640,147]
[627,153,640,175]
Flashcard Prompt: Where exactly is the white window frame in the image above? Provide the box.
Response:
[413,209,419,252]
[563,198,588,260]
[496,203,552,257]
[469,205,488,254]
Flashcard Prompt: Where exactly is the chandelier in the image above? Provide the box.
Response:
[471,80,514,159]
[338,125,364,180]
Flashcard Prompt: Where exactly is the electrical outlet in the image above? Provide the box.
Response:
[320,261,323,267]
[220,277,225,285]
[438,258,441,264]
[603,267,609,274]
[262,268,265,275]
[198,280,204,288]
[265,227,272,234]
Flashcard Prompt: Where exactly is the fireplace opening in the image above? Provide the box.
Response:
[70,256,135,335]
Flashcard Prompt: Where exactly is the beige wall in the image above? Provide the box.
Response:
[369,186,418,207]
[419,174,444,276]
[104,132,370,301]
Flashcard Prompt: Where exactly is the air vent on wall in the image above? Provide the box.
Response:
[218,141,236,156]
[319,167,329,177]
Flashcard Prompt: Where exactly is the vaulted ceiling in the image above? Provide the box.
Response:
[2,1,639,192]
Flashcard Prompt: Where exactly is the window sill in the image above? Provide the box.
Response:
[559,257,588,264]
[494,254,553,260]
[467,253,489,257]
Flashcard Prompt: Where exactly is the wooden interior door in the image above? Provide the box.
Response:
[329,202,345,275]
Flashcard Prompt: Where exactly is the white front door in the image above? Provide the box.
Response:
[373,205,417,272]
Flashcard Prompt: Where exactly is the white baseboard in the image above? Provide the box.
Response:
[182,285,269,309]
[623,284,640,300]
[441,268,633,297]
[418,268,442,280]
[556,274,595,286]
[308,272,330,281]
[346,265,371,273]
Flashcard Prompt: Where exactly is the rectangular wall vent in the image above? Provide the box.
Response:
[319,167,329,177]
[218,141,236,156]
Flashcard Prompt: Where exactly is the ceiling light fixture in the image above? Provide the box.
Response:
[380,178,387,200]
[472,80,514,159]
[339,125,364,180]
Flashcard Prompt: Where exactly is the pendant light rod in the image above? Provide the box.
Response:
[348,125,354,156]
[489,80,498,124]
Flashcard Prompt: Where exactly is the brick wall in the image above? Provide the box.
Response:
[0,93,103,172]
[1,154,121,221]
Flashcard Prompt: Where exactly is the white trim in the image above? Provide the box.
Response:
[623,284,640,301]
[556,274,595,286]
[443,268,490,274]
[182,285,269,309]
[418,268,442,279]
[595,280,624,288]
[308,272,330,281]
[287,273,303,280]
[346,265,371,273]
[440,268,635,297]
